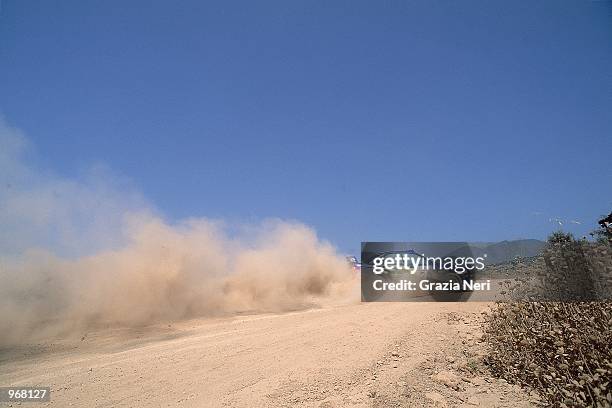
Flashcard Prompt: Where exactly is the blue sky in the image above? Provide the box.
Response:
[1,1,611,254]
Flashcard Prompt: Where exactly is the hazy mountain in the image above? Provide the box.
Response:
[471,239,546,265]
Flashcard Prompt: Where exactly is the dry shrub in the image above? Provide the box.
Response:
[485,302,612,407]
[484,240,612,407]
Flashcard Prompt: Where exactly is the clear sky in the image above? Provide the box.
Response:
[1,1,611,254]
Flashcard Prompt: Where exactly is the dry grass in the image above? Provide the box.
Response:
[483,240,612,407]
[484,302,611,407]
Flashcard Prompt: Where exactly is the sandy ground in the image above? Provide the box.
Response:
[0,302,538,407]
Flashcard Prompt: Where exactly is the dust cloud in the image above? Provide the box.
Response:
[0,119,356,346]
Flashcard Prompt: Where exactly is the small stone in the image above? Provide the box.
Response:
[470,377,485,387]
[424,392,448,407]
[431,371,461,389]
[466,397,479,406]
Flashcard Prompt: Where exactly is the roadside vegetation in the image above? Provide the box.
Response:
[483,214,612,407]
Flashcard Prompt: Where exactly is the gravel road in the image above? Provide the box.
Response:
[0,302,536,407]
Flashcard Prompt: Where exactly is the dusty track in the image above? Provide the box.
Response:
[0,302,536,407]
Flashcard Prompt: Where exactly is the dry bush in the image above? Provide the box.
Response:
[485,302,612,407]
[484,239,612,407]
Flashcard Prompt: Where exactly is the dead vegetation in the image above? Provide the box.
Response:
[483,230,612,407]
[485,302,611,407]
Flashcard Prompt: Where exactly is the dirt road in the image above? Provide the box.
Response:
[0,302,536,407]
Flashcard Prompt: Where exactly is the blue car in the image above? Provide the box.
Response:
[346,256,361,272]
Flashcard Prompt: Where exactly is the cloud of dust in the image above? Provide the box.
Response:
[0,119,356,346]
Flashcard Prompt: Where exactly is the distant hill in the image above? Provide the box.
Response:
[470,239,546,265]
